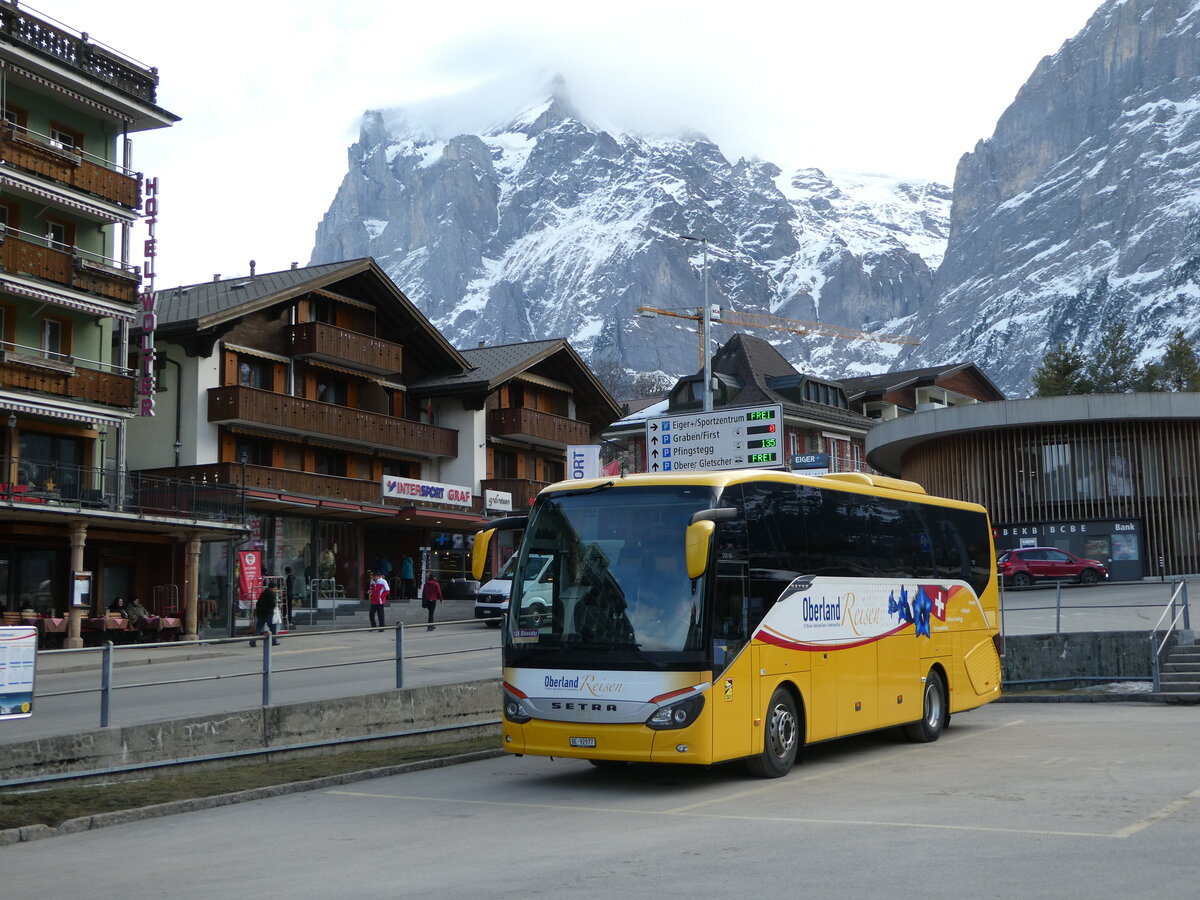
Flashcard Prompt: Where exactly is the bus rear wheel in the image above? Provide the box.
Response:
[746,688,800,778]
[904,670,946,743]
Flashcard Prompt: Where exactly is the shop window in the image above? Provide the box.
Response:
[18,431,83,494]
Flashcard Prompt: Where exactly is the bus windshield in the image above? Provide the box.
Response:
[507,483,715,663]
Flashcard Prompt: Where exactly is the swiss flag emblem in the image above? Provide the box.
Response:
[928,586,948,621]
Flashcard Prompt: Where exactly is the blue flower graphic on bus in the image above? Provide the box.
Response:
[889,585,934,638]
[888,587,913,626]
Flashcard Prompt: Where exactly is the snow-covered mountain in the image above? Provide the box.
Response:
[309,75,949,390]
[880,0,1200,395]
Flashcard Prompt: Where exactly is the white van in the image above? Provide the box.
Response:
[474,553,553,626]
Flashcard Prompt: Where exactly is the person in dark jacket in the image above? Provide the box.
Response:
[249,586,280,647]
[421,575,443,631]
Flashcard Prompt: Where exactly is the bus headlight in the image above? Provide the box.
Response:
[645,694,704,730]
[504,690,532,724]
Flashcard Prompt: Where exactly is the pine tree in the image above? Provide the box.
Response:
[1158,327,1200,391]
[1085,322,1142,393]
[1031,342,1090,397]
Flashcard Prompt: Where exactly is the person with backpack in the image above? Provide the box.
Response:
[249,585,280,647]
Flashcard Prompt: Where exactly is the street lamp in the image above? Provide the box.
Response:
[680,234,713,412]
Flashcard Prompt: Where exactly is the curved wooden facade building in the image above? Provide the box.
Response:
[866,394,1200,580]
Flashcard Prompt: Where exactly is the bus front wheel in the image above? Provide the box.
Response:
[746,688,800,778]
[905,670,946,743]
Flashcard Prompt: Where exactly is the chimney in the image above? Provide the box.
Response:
[478,340,486,349]
[249,259,256,276]
[213,273,220,282]
[290,262,298,270]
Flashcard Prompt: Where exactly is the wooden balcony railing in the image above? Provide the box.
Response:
[487,407,591,448]
[0,5,161,104]
[0,234,140,303]
[156,463,384,504]
[287,322,404,375]
[0,356,134,407]
[481,477,550,511]
[0,125,141,209]
[208,386,457,458]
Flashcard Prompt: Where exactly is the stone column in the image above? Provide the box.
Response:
[182,530,202,642]
[64,520,88,650]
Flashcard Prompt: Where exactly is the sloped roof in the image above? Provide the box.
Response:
[840,362,1005,401]
[710,333,872,430]
[150,258,469,373]
[411,338,622,426]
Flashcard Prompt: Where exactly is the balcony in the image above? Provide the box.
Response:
[0,231,140,304]
[481,477,550,511]
[287,322,404,376]
[1,456,244,523]
[0,349,134,407]
[0,4,161,104]
[487,407,591,449]
[1,124,141,209]
[208,386,457,458]
[158,463,385,504]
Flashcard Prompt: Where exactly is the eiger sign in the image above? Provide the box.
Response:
[644,404,783,472]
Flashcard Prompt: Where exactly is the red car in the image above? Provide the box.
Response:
[998,547,1108,587]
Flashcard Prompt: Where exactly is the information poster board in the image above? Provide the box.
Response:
[0,627,37,720]
[71,570,92,610]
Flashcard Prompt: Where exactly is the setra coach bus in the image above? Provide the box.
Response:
[471,468,1002,777]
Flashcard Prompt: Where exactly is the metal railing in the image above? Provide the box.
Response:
[32,619,497,729]
[1000,581,1177,634]
[1,454,245,522]
[1150,580,1191,692]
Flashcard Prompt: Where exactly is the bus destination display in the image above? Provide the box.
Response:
[644,404,783,472]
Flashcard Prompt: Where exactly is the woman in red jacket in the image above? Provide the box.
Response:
[421,575,443,631]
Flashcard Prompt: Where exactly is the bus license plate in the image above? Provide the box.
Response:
[569,737,596,748]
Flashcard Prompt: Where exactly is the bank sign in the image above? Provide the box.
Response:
[382,476,473,507]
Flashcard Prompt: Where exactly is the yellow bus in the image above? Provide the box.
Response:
[472,469,1002,777]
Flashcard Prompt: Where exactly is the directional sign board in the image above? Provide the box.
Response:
[645,404,783,473]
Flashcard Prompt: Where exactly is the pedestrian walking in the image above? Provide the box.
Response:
[400,555,415,600]
[368,571,390,630]
[421,574,443,631]
[249,585,280,647]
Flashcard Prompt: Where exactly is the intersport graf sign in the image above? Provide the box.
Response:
[382,476,473,507]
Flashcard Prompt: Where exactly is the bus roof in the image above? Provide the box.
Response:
[538,469,988,514]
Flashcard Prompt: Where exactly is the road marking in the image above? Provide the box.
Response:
[324,787,1108,839]
[666,718,1026,815]
[1110,786,1200,839]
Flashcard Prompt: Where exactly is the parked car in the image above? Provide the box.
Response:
[998,547,1108,587]
[473,553,553,626]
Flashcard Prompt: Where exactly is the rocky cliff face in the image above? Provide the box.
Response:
[899,0,1200,394]
[310,78,950,386]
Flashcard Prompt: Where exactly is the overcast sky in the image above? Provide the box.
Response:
[36,0,1102,288]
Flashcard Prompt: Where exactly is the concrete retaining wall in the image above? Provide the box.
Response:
[0,678,502,784]
[1001,631,1169,690]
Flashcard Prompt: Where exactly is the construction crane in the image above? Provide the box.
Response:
[636,305,920,366]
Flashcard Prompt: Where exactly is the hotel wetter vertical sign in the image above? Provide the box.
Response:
[138,176,160,416]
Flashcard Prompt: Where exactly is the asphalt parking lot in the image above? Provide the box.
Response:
[1,702,1196,899]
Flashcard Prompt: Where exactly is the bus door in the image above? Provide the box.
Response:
[709,559,753,761]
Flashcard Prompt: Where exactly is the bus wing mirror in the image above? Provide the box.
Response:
[471,514,529,581]
[686,520,716,580]
[472,528,496,582]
